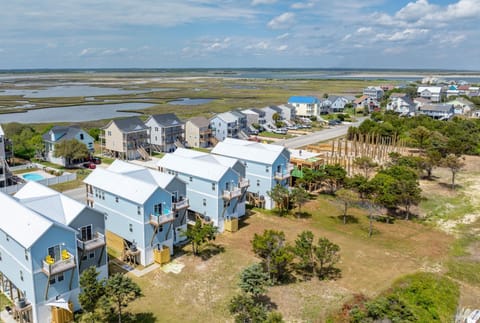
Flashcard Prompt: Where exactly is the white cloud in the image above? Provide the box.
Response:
[356,27,373,34]
[342,34,352,41]
[251,0,277,5]
[395,0,436,21]
[267,12,295,29]
[246,41,270,50]
[276,45,288,51]
[276,33,290,40]
[79,47,128,57]
[291,2,314,9]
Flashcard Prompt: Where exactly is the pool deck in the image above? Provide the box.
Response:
[21,170,56,181]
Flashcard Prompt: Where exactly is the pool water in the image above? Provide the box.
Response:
[22,173,45,181]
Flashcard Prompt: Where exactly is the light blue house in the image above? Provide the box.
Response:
[0,181,107,323]
[84,160,188,266]
[42,126,94,167]
[212,138,291,210]
[157,148,248,233]
[210,111,247,142]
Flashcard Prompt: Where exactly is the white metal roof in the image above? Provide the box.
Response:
[212,138,288,165]
[84,168,158,204]
[107,159,176,189]
[418,86,442,94]
[289,149,321,160]
[14,182,86,226]
[157,152,231,182]
[214,111,238,123]
[173,148,240,168]
[0,191,53,248]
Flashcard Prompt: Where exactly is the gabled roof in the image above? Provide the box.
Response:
[147,113,183,127]
[14,182,86,226]
[229,110,247,119]
[212,111,238,124]
[265,105,282,113]
[104,117,149,133]
[420,104,453,112]
[84,167,160,204]
[364,86,383,91]
[389,93,407,99]
[288,96,319,104]
[188,116,210,128]
[42,125,87,143]
[107,159,177,189]
[417,86,442,94]
[173,148,240,169]
[212,138,288,165]
[354,95,369,104]
[0,191,53,248]
[250,108,265,116]
[157,149,234,182]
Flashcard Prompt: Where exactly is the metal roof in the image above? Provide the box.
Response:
[288,96,319,104]
[212,138,288,165]
[147,113,183,127]
[107,159,177,189]
[104,117,149,133]
[188,116,210,128]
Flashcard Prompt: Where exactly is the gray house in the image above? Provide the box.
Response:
[145,113,185,153]
[42,126,94,167]
[418,104,454,119]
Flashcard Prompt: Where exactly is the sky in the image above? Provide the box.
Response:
[0,0,479,70]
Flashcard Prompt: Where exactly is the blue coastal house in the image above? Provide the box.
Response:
[157,148,249,233]
[0,181,107,323]
[84,160,188,266]
[212,138,291,210]
[42,126,94,167]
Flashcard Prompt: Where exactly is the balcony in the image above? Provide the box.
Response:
[274,171,291,180]
[239,178,250,189]
[149,212,174,226]
[42,252,76,276]
[172,198,189,211]
[77,232,106,252]
[287,163,294,172]
[222,187,242,200]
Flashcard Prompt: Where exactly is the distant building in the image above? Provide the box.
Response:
[145,113,184,153]
[417,86,444,103]
[0,125,14,188]
[386,95,416,115]
[210,111,247,142]
[212,138,291,210]
[363,86,384,100]
[417,104,454,119]
[42,126,94,167]
[101,117,150,160]
[288,96,320,117]
[185,116,213,148]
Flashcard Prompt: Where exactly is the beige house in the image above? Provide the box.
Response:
[185,116,213,148]
[101,117,150,160]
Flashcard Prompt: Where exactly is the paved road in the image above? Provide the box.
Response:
[274,117,366,149]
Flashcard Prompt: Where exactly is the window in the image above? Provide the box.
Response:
[108,131,112,136]
[57,273,64,282]
[89,251,95,259]
[6,234,9,241]
[101,191,105,200]
[189,176,193,182]
[203,199,206,206]
[0,251,2,261]
[48,245,61,262]
[159,225,163,232]
[265,166,269,173]
[25,249,28,261]
[115,196,119,203]
[212,183,216,191]
[154,204,162,216]
[80,225,93,241]
[257,180,260,187]
[137,206,141,215]
[50,277,56,284]
[80,133,84,140]
[129,224,133,232]
[155,127,158,132]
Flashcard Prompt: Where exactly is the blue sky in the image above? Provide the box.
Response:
[1,0,479,69]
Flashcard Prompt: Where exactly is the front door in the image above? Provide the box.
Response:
[172,191,178,203]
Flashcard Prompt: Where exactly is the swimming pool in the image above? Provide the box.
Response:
[22,173,45,181]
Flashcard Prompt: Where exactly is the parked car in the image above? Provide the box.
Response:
[83,162,96,169]
[90,157,102,164]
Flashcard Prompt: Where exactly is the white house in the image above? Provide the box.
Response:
[363,86,384,100]
[145,113,184,153]
[288,96,320,117]
[417,86,444,102]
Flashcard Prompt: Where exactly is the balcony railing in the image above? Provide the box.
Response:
[239,178,250,188]
[86,192,94,201]
[222,187,242,200]
[172,198,189,211]
[42,252,76,276]
[149,212,174,226]
[287,163,294,172]
[77,232,106,252]
[274,171,291,180]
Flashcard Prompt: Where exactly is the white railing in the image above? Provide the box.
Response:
[172,198,189,211]
[42,252,76,276]
[77,232,105,251]
[222,187,242,200]
[274,171,290,180]
[150,212,174,225]
[239,178,250,188]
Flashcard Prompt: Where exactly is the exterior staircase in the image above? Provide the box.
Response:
[137,146,151,161]
[175,139,185,149]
